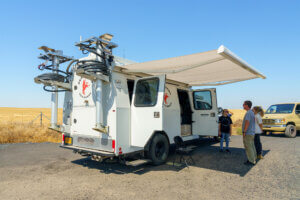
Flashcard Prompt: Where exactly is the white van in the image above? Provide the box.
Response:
[35,34,266,165]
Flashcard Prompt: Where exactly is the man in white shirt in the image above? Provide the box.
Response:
[253,106,264,159]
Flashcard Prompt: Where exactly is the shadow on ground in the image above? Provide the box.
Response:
[262,132,300,138]
[71,138,269,177]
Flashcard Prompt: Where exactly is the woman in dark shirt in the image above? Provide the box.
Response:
[219,109,233,152]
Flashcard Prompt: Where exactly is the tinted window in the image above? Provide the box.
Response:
[296,104,300,112]
[266,104,295,114]
[193,91,212,110]
[127,79,134,104]
[134,78,159,107]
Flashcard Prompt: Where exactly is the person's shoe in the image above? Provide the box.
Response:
[244,160,250,164]
[219,149,224,152]
[244,160,255,166]
[257,154,264,159]
[225,149,231,153]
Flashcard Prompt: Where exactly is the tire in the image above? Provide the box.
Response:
[262,131,267,136]
[285,124,297,138]
[148,134,169,165]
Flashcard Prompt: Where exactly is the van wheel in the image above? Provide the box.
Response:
[285,124,297,138]
[149,134,169,165]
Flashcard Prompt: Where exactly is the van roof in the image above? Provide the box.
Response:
[115,45,266,87]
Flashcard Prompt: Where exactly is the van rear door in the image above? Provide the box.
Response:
[191,88,218,136]
[70,76,113,152]
[131,75,166,147]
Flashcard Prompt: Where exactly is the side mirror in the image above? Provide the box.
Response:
[295,110,300,114]
[218,107,223,114]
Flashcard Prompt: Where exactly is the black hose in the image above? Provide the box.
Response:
[66,59,78,74]
[76,41,111,76]
[35,73,68,92]
[43,85,68,92]
[36,73,66,82]
[37,62,72,93]
[77,60,109,75]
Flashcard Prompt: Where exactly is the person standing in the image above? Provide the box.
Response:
[218,109,233,152]
[253,106,264,159]
[242,100,257,165]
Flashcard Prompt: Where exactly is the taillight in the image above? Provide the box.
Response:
[112,139,115,152]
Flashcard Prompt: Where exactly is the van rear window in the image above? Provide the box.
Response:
[193,90,212,110]
[134,78,159,107]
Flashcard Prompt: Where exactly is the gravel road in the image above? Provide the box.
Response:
[0,135,299,200]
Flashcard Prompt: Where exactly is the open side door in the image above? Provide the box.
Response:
[192,88,218,136]
[130,75,166,147]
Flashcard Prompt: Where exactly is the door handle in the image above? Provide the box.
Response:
[200,114,209,116]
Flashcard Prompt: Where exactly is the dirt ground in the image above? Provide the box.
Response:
[0,135,299,200]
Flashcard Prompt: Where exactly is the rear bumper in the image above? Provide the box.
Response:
[263,124,286,132]
[60,145,115,157]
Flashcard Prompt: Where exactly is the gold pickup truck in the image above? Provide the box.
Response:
[263,103,300,138]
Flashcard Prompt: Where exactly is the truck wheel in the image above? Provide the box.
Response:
[149,134,169,165]
[285,124,297,138]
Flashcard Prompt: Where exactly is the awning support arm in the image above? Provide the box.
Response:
[189,77,257,86]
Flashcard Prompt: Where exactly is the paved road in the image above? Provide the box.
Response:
[0,135,299,200]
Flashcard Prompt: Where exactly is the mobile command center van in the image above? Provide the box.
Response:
[34,34,266,165]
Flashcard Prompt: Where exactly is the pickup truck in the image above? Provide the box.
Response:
[263,103,300,138]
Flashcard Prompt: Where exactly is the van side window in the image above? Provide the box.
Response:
[134,78,159,107]
[193,91,212,110]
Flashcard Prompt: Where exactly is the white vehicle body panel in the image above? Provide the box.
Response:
[57,44,266,157]
[162,84,181,144]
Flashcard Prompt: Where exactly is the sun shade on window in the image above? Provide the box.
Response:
[134,78,159,107]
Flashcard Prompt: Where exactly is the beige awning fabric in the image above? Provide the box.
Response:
[119,45,266,86]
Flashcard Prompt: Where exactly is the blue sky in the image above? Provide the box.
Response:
[0,0,299,109]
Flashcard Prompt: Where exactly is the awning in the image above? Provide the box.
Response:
[118,45,266,86]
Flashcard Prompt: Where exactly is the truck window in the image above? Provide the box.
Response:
[266,104,295,114]
[193,91,212,110]
[134,78,159,107]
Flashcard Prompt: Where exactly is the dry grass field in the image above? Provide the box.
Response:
[0,107,63,124]
[0,107,63,144]
[229,109,246,135]
[0,107,246,144]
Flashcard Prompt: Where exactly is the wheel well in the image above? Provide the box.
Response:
[286,122,296,126]
[144,131,170,152]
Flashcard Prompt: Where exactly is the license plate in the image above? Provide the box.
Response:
[64,137,72,145]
